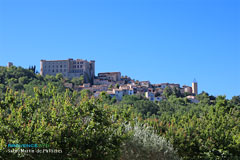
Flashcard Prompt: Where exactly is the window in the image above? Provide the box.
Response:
[77,65,79,68]
[52,69,54,72]
[56,65,58,68]
[60,65,62,68]
[80,65,82,68]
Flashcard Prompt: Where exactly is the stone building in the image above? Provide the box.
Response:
[93,78,114,85]
[182,85,192,94]
[7,62,13,68]
[40,58,95,83]
[97,72,121,82]
[140,81,151,88]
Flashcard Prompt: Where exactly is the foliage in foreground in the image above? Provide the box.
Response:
[121,122,179,160]
[0,85,179,160]
[144,96,240,160]
[120,94,240,159]
[0,86,125,160]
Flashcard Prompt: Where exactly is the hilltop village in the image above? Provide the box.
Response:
[9,59,199,102]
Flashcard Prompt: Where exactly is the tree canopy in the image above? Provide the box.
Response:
[0,66,239,159]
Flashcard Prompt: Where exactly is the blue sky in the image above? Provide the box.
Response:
[0,0,239,98]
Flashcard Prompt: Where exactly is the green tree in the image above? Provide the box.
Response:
[98,91,112,104]
[71,76,84,86]
[108,84,113,90]
[172,87,181,98]
[18,76,29,84]
[45,75,58,82]
[163,86,173,98]
[196,91,216,105]
[115,83,120,89]
[80,89,93,99]
[0,87,126,160]
[56,73,64,80]
[231,96,240,106]
[28,65,36,73]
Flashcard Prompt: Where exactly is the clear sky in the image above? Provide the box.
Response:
[0,0,239,98]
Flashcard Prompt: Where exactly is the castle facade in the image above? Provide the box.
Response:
[40,58,95,83]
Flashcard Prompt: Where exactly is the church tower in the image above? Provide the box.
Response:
[192,79,198,95]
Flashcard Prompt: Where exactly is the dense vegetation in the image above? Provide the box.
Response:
[0,66,239,160]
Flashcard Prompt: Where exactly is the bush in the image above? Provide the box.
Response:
[121,122,179,160]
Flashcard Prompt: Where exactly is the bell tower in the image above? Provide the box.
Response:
[192,78,198,95]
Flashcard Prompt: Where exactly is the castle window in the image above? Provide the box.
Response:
[77,65,79,68]
[52,69,54,72]
[60,65,62,68]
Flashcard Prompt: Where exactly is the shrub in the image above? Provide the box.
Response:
[121,122,179,160]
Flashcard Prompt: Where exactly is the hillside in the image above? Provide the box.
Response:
[0,66,240,160]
